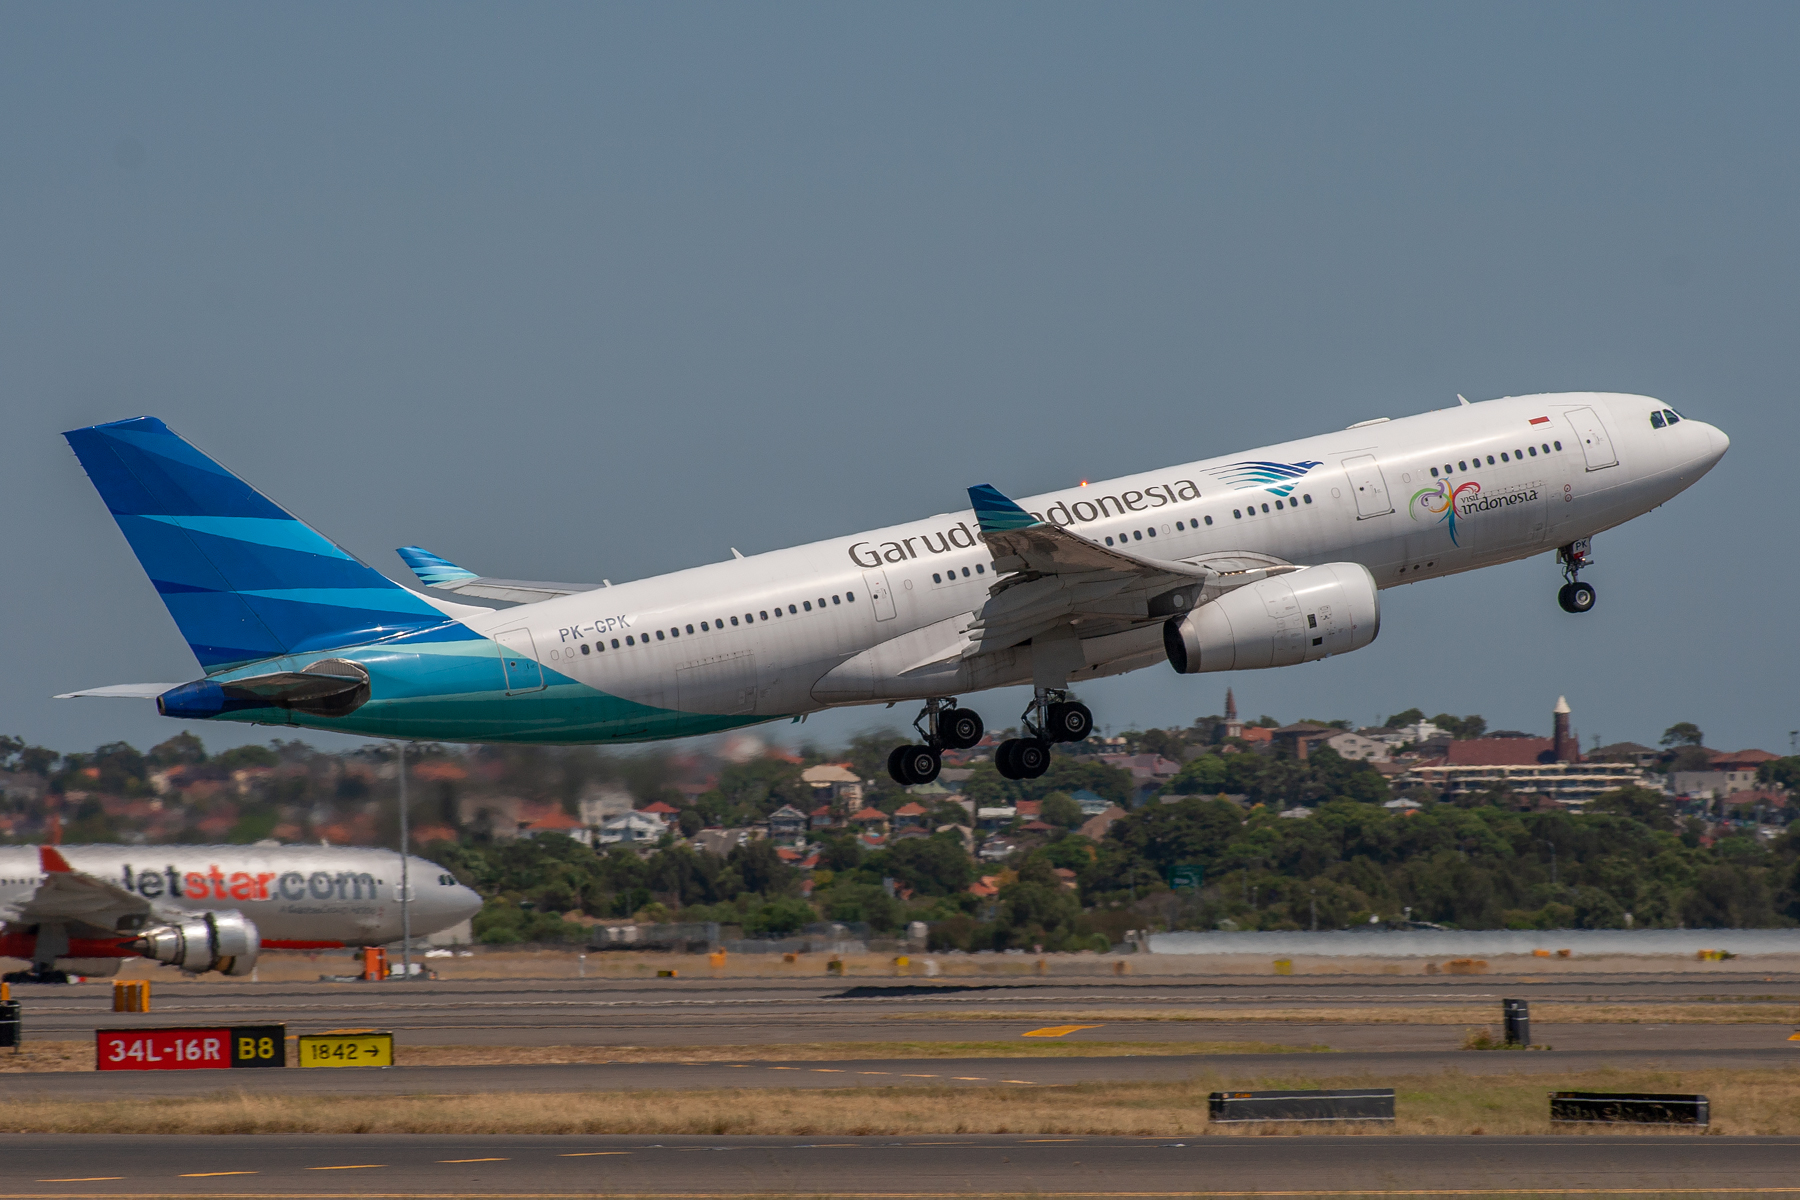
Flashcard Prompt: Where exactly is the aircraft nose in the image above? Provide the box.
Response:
[453,884,484,923]
[1694,420,1729,469]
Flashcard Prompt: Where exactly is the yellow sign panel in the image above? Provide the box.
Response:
[297,1031,394,1068]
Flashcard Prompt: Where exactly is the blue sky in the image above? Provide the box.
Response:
[2,3,1793,758]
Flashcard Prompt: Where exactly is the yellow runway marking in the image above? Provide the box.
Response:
[859,1071,890,1075]
[901,1073,938,1077]
[769,1065,800,1070]
[180,1172,258,1177]
[1001,1080,1037,1084]
[1023,1024,1103,1038]
[438,1158,509,1163]
[812,1068,844,1072]
[305,1164,386,1170]
[952,1076,987,1081]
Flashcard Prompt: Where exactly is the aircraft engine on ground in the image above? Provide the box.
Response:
[1164,562,1380,674]
[134,911,260,976]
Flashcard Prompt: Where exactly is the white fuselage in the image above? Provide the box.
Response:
[446,392,1725,727]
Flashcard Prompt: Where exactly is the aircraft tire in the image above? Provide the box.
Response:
[1558,581,1596,613]
[995,738,1023,780]
[887,745,911,784]
[897,745,942,786]
[941,707,984,750]
[1014,739,1052,779]
[1045,702,1093,743]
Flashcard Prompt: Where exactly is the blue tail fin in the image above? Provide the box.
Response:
[64,417,447,673]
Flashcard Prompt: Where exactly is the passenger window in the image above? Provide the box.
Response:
[626,635,635,645]
[933,572,943,582]
[1458,461,1466,471]
[1528,446,1537,456]
[1541,443,1549,453]
[831,595,840,604]
[670,627,679,637]
[788,605,796,614]
[686,624,694,634]
[1205,514,1214,524]
[1430,467,1439,477]
[1663,411,1680,425]
[1260,503,1269,513]
[756,612,765,621]
[770,609,779,619]
[731,616,739,625]
[975,565,984,574]
[1147,526,1156,536]
[610,638,619,649]
[962,567,970,577]
[817,598,826,607]
[1233,509,1242,519]
[1302,494,1311,504]
[1175,521,1183,531]
[1486,455,1495,465]
[1554,439,1564,449]
[1650,411,1666,429]
[656,630,665,640]
[847,591,855,600]
[580,644,590,655]
[804,600,812,610]
[1274,500,1283,510]
[1133,530,1142,541]
[1501,452,1509,462]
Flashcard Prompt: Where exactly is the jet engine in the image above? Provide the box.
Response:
[1164,562,1380,674]
[133,911,260,976]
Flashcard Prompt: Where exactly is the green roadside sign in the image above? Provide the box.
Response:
[1168,863,1203,890]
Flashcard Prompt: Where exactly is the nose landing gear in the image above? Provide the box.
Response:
[994,688,1093,781]
[886,698,987,786]
[1557,538,1597,614]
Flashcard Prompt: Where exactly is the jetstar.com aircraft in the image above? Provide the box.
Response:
[1,843,482,982]
[59,394,1725,790]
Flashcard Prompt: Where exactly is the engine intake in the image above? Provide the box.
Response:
[1164,562,1380,674]
[133,911,260,976]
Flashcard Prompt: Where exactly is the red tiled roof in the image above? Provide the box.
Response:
[639,800,679,814]
[526,809,587,830]
[893,802,927,815]
[1712,749,1779,768]
[1442,738,1557,766]
[850,807,888,822]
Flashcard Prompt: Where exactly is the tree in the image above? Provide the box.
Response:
[1661,722,1705,749]
[1384,708,1425,729]
[1039,792,1084,829]
[1431,714,1487,740]
[148,732,208,767]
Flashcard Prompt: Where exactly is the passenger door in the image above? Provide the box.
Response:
[1341,455,1394,518]
[1564,407,1618,471]
[494,628,544,694]
[863,570,897,621]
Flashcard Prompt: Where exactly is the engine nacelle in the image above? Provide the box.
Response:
[1164,562,1380,674]
[134,911,260,976]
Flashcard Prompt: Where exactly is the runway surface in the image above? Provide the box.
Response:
[8,1044,1800,1100]
[4,1133,1799,1196]
[12,973,1800,1050]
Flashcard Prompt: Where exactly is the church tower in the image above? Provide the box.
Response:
[1553,695,1577,763]
[1222,689,1244,740]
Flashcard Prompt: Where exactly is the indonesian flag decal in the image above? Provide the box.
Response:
[1529,416,1550,425]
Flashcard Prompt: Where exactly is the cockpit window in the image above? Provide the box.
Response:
[1663,409,1681,424]
[1650,411,1666,429]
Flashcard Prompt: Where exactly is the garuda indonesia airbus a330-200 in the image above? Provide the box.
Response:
[60,394,1725,784]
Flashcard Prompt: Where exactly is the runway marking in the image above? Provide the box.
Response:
[438,1158,509,1163]
[1001,1080,1037,1084]
[305,1164,387,1170]
[859,1071,891,1075]
[812,1068,844,1072]
[179,1172,258,1177]
[769,1066,800,1070]
[33,1180,122,1184]
[559,1152,632,1156]
[1024,1024,1103,1037]
[951,1076,987,1080]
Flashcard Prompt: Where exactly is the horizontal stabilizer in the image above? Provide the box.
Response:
[55,683,186,699]
[396,545,598,605]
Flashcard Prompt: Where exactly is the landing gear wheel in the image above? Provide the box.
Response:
[995,738,1023,780]
[940,707,985,751]
[895,744,942,786]
[1044,701,1093,743]
[887,745,911,785]
[1558,581,1596,614]
[1013,739,1052,779]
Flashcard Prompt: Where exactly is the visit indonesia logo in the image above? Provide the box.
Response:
[1410,477,1542,545]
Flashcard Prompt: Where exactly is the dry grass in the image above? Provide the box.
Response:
[0,1038,1327,1074]
[924,1003,1800,1025]
[2,1067,1796,1137]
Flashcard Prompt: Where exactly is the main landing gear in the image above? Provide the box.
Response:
[994,688,1093,782]
[1557,538,1597,614]
[887,698,986,786]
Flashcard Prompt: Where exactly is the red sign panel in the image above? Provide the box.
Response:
[97,1027,231,1070]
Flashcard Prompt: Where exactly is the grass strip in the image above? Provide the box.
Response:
[2,1067,1797,1136]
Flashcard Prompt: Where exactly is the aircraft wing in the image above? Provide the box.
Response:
[54,683,186,700]
[396,546,599,605]
[3,846,155,933]
[961,484,1295,655]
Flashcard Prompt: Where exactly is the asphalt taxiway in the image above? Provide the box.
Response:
[4,1133,1798,1196]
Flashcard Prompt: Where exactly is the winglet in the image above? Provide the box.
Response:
[968,484,1041,534]
[40,844,72,873]
[396,546,480,590]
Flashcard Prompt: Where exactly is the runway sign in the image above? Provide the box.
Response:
[298,1029,394,1068]
[1209,1088,1396,1122]
[1550,1091,1709,1125]
[97,1024,285,1071]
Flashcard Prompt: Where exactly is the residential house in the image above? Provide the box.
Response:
[597,811,668,845]
[802,763,863,817]
[766,804,809,843]
[1098,753,1182,800]
[521,807,592,844]
[1270,723,1339,760]
[1070,788,1112,816]
[848,806,890,836]
[1078,804,1127,840]
[891,802,929,833]
[1589,741,1661,769]
[1324,731,1388,761]
[975,806,1017,831]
